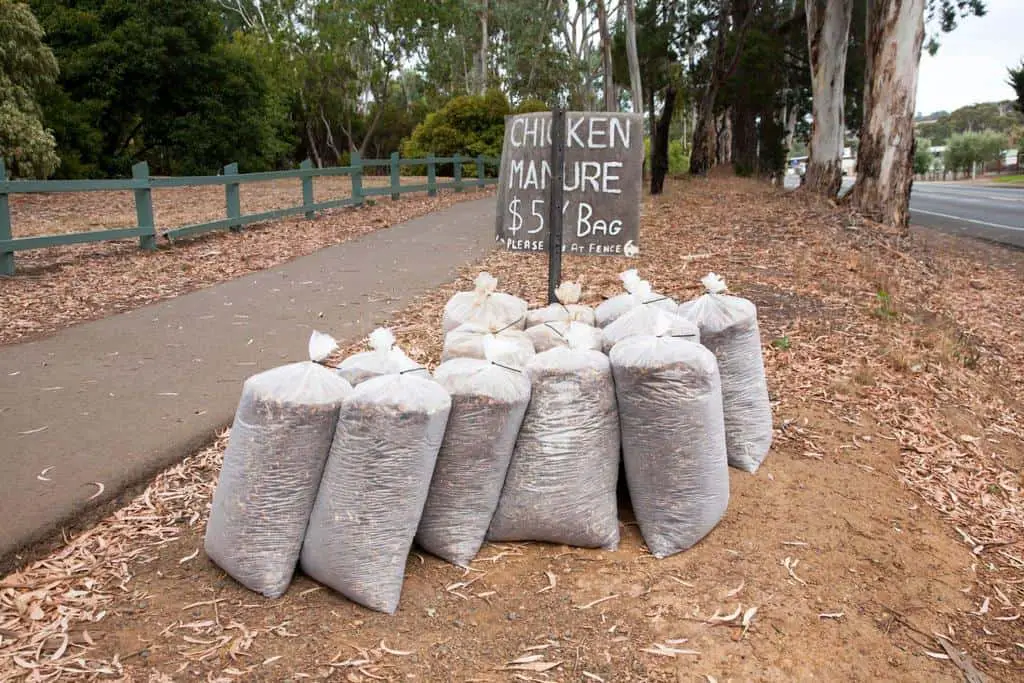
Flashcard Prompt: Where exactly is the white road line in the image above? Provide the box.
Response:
[910,208,1024,232]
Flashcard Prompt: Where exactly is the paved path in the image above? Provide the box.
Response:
[0,198,498,567]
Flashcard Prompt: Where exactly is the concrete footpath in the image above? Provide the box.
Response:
[0,198,498,567]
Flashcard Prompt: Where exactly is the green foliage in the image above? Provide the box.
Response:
[873,288,898,319]
[31,0,281,176]
[944,130,1008,174]
[1009,60,1024,115]
[771,335,791,351]
[402,90,513,167]
[515,99,551,114]
[0,0,59,178]
[643,137,689,176]
[914,101,1022,146]
[913,137,934,175]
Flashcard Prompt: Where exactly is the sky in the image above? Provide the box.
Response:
[915,0,1023,116]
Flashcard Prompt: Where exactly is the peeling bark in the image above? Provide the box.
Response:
[805,0,853,197]
[851,0,925,233]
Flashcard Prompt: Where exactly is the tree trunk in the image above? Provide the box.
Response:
[596,0,615,111]
[731,104,758,175]
[783,103,798,152]
[690,85,717,175]
[651,86,677,195]
[625,0,643,118]
[805,0,853,197]
[478,0,489,95]
[851,0,924,232]
[716,111,733,166]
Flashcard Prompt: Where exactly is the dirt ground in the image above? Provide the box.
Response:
[1,178,1021,682]
[7,175,430,237]
[0,180,492,345]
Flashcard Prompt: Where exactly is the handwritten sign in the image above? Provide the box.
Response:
[495,112,643,257]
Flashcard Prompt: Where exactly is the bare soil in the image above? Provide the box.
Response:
[1,178,1021,682]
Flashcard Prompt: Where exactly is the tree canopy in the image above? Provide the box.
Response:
[0,0,60,178]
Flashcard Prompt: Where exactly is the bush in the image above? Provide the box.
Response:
[402,90,509,176]
[402,92,555,177]
[944,130,1008,175]
[913,137,933,175]
[643,138,690,176]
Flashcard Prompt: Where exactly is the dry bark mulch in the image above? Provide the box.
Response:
[1,177,1022,682]
[0,184,493,345]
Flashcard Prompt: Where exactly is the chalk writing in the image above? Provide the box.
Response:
[496,112,643,256]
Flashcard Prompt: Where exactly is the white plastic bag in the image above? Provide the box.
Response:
[442,272,528,333]
[601,301,699,353]
[301,371,451,614]
[677,273,772,472]
[416,356,532,566]
[337,328,422,386]
[595,270,676,328]
[205,332,352,598]
[441,321,535,368]
[525,281,596,327]
[610,335,730,558]
[488,327,620,549]
[526,320,603,353]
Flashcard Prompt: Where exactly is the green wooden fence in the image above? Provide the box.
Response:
[0,153,500,276]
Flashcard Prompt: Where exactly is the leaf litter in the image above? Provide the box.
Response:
[2,177,1023,680]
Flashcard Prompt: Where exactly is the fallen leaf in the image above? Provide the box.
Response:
[576,594,618,610]
[379,641,412,656]
[501,660,562,672]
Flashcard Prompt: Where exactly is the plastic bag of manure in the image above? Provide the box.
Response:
[441,320,535,368]
[442,272,528,333]
[594,269,677,328]
[601,296,700,353]
[488,327,620,549]
[301,368,451,614]
[205,332,351,598]
[610,333,729,558]
[337,328,422,386]
[526,320,603,354]
[525,281,596,328]
[416,352,532,567]
[677,273,772,472]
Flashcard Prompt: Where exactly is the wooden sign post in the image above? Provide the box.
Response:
[545,108,566,304]
[495,110,644,303]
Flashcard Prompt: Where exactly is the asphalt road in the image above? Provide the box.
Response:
[785,175,1024,248]
[909,183,1024,248]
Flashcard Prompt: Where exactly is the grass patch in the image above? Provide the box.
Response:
[992,174,1024,184]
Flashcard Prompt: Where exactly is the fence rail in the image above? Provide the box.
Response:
[0,153,500,276]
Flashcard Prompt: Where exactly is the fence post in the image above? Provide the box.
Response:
[350,151,364,205]
[132,161,157,250]
[476,154,486,187]
[390,151,400,200]
[453,154,463,193]
[300,159,315,219]
[0,159,13,276]
[224,162,241,231]
[427,153,437,197]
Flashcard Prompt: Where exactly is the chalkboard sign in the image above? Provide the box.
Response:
[495,112,643,257]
